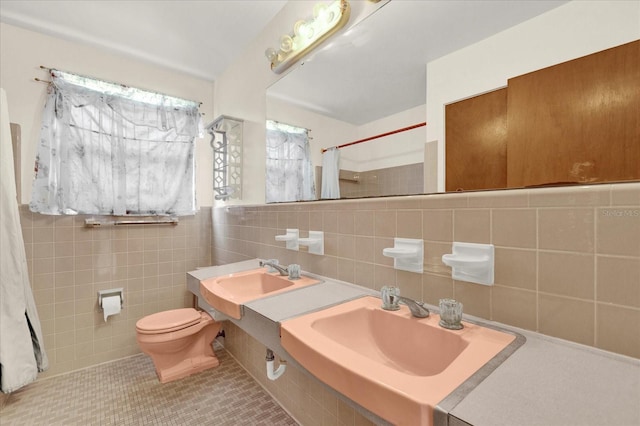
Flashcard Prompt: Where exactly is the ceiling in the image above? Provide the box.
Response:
[0,0,288,81]
[1,0,569,124]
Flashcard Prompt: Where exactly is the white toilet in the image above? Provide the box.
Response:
[135,308,221,383]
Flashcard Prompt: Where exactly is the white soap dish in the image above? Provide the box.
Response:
[298,231,324,255]
[275,229,299,250]
[442,242,494,285]
[383,238,423,273]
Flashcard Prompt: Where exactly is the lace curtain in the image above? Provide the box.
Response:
[30,70,201,216]
[265,121,316,203]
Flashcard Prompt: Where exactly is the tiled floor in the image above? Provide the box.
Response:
[0,349,298,425]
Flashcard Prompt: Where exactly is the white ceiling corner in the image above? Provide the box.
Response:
[0,0,289,81]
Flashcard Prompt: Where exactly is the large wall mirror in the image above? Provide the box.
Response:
[266,0,638,202]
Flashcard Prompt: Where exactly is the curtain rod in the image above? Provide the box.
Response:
[35,65,202,106]
[321,122,426,153]
[267,119,311,133]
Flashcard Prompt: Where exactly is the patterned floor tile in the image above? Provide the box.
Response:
[0,350,298,426]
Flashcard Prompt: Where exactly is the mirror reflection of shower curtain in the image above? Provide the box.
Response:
[321,147,340,199]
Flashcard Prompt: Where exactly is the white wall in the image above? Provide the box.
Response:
[0,23,215,206]
[427,0,640,192]
[214,0,387,205]
[223,0,640,203]
[346,104,426,172]
[10,1,633,206]
[267,97,425,173]
[0,0,387,208]
[267,96,357,171]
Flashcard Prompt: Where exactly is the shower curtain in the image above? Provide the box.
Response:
[0,88,49,393]
[321,147,341,199]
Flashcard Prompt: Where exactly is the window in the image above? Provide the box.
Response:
[265,120,316,203]
[30,70,201,216]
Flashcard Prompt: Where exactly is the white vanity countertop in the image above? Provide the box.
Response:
[187,261,640,426]
[246,275,376,322]
[447,326,640,426]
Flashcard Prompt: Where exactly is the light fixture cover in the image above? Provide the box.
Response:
[266,0,351,74]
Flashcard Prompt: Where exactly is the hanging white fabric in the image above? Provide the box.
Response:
[30,70,200,216]
[321,147,341,199]
[0,88,49,393]
[265,121,316,203]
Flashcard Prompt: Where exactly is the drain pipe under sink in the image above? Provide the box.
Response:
[266,349,287,380]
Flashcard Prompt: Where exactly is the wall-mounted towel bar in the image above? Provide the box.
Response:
[84,217,178,227]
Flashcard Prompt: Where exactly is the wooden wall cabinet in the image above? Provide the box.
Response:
[445,89,507,192]
[446,40,639,191]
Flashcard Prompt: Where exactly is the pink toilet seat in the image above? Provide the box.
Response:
[136,308,221,383]
[136,308,202,334]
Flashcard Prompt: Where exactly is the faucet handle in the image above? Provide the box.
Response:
[288,264,301,280]
[439,299,463,329]
[381,285,400,311]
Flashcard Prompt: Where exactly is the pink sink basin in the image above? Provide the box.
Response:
[200,268,320,320]
[280,296,516,425]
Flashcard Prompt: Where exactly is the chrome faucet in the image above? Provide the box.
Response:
[397,296,430,318]
[381,286,430,318]
[259,260,289,276]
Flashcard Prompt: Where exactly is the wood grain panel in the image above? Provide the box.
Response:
[507,40,640,187]
[445,88,508,192]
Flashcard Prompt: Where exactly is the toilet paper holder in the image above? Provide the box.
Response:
[98,288,124,308]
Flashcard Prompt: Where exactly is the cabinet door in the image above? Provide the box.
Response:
[507,40,640,187]
[445,88,508,192]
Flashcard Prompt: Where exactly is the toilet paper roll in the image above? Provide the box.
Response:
[102,295,121,322]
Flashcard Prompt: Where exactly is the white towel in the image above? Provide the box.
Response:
[0,87,49,393]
